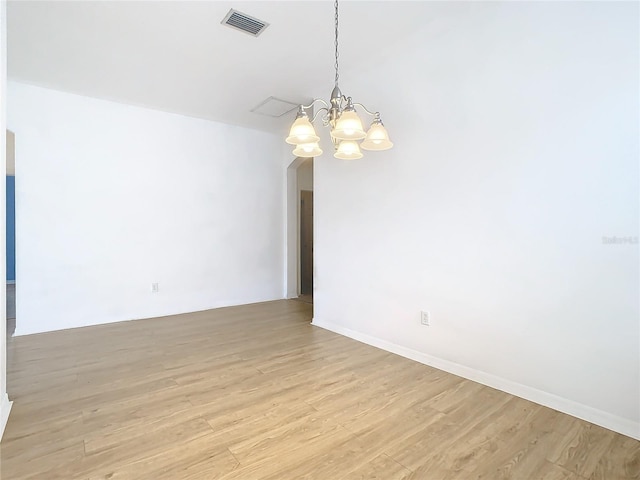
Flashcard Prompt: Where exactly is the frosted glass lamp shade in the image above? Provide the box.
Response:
[286,116,320,145]
[332,110,366,141]
[293,142,323,157]
[334,140,363,160]
[360,122,393,151]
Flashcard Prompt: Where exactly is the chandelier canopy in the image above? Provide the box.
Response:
[286,0,393,159]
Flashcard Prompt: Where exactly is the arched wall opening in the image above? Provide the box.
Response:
[285,156,314,301]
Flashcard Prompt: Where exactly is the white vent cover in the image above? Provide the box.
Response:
[251,97,299,118]
[221,9,269,37]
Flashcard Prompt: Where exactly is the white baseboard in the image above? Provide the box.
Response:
[312,318,640,440]
[0,393,12,441]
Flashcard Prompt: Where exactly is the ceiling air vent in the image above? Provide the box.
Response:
[221,9,269,37]
[251,97,299,118]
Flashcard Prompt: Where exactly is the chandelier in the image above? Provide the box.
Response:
[285,0,393,160]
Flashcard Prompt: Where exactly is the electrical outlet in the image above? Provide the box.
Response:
[151,283,159,293]
[420,311,430,326]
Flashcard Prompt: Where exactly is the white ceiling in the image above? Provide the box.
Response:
[7,1,454,135]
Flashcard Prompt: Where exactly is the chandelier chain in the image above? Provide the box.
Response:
[286,0,393,157]
[334,0,339,87]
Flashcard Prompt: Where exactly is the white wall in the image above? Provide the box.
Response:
[313,2,639,438]
[0,0,12,441]
[8,81,284,335]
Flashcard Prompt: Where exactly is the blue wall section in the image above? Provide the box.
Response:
[6,176,15,282]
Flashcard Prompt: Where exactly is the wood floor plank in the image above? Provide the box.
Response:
[0,410,84,464]
[87,434,239,480]
[547,421,617,478]
[226,409,347,467]
[588,431,640,480]
[1,439,86,480]
[339,453,413,480]
[2,299,637,479]
[78,417,216,478]
[467,404,564,479]
[388,386,514,477]
[82,394,197,454]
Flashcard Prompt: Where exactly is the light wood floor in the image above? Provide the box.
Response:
[1,300,638,479]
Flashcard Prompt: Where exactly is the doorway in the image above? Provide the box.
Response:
[286,157,314,305]
[300,190,313,297]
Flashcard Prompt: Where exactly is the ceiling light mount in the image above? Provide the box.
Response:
[286,0,393,159]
